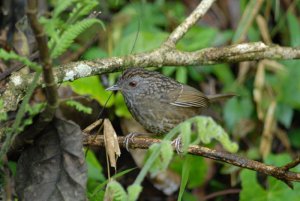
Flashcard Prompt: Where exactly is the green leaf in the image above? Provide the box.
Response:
[212,64,235,86]
[86,150,105,181]
[276,63,300,109]
[159,141,174,170]
[127,184,142,201]
[178,156,191,201]
[180,121,191,153]
[0,49,41,72]
[232,0,257,43]
[177,27,217,51]
[170,155,208,189]
[287,12,300,47]
[176,67,188,84]
[187,67,204,82]
[115,92,131,118]
[240,154,300,201]
[90,168,136,198]
[105,180,127,201]
[194,117,238,153]
[146,141,173,176]
[288,129,300,148]
[53,0,75,17]
[82,47,108,60]
[162,66,176,77]
[121,2,166,29]
[224,96,253,131]
[276,103,293,128]
[50,18,104,58]
[113,30,168,56]
[67,76,115,107]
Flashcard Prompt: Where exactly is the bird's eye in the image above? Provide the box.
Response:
[129,81,137,87]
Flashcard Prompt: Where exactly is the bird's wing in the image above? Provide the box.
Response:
[168,85,209,108]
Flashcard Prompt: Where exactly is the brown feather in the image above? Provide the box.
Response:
[207,93,236,102]
[170,85,209,108]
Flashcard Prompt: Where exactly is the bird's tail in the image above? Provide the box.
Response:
[207,93,236,102]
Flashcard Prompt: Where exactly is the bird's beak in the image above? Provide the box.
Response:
[106,84,120,91]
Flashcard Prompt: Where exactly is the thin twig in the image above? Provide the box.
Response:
[202,189,241,201]
[282,157,300,171]
[83,134,300,187]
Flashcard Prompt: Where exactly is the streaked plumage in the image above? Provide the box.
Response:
[106,68,234,134]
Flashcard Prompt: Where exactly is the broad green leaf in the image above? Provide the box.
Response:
[86,150,105,181]
[67,76,115,107]
[224,96,253,131]
[276,103,293,128]
[82,47,108,60]
[113,30,168,56]
[115,92,131,118]
[240,154,300,201]
[276,63,300,109]
[170,155,208,188]
[212,64,235,86]
[177,27,217,51]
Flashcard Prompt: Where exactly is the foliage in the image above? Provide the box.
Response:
[0,72,42,158]
[65,100,92,114]
[0,49,42,72]
[40,0,104,59]
[240,154,300,201]
[2,0,300,200]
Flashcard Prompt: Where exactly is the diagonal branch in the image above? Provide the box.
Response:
[163,0,216,46]
[83,134,300,188]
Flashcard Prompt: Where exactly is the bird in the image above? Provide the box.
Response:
[106,68,234,136]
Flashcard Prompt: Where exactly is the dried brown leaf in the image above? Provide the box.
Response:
[104,119,121,169]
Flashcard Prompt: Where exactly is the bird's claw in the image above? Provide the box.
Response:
[124,132,139,151]
[171,136,183,154]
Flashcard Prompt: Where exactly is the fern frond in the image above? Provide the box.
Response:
[0,49,42,72]
[65,100,92,114]
[105,180,127,201]
[40,17,64,50]
[53,0,75,17]
[50,18,104,59]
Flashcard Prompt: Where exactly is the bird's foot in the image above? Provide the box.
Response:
[171,136,183,154]
[123,132,144,151]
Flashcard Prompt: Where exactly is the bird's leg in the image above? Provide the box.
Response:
[124,132,150,151]
[171,136,183,154]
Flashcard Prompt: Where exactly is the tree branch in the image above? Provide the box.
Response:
[27,0,58,118]
[2,42,299,114]
[163,0,216,46]
[83,134,300,188]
